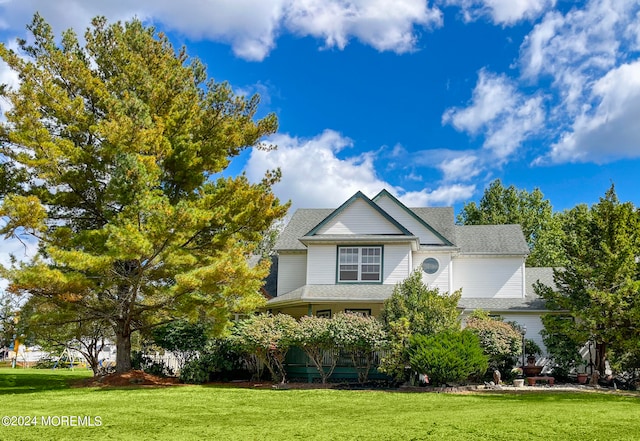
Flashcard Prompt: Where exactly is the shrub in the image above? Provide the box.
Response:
[379,270,462,383]
[540,315,584,381]
[231,313,297,383]
[179,338,249,384]
[293,316,338,384]
[331,312,388,384]
[464,310,522,378]
[151,320,208,370]
[408,330,488,386]
[525,339,542,357]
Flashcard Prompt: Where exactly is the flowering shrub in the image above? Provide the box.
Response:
[231,313,297,383]
[330,312,388,384]
[464,310,522,376]
[293,316,338,383]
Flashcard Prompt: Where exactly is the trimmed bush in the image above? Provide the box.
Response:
[408,330,488,386]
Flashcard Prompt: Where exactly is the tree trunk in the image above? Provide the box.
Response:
[115,322,132,373]
[595,341,607,375]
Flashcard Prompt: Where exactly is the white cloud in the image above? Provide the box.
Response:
[0,40,21,118]
[399,184,476,206]
[438,155,481,182]
[442,69,545,160]
[517,0,640,164]
[412,149,482,182]
[0,236,39,291]
[245,130,392,209]
[444,0,554,25]
[285,0,443,53]
[0,0,442,61]
[443,70,517,134]
[543,60,640,164]
[244,129,475,210]
[520,0,638,107]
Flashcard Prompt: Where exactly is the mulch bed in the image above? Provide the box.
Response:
[73,370,181,388]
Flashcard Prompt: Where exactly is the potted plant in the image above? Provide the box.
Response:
[522,339,543,376]
[511,367,524,387]
[576,370,589,384]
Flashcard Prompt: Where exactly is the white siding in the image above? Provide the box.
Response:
[317,198,402,235]
[453,257,525,298]
[306,245,336,284]
[383,244,412,284]
[375,197,445,245]
[500,313,547,355]
[277,252,307,296]
[412,252,452,292]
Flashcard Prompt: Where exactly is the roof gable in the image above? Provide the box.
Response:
[372,189,454,246]
[306,191,413,236]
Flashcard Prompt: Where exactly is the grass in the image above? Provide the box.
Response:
[0,368,638,440]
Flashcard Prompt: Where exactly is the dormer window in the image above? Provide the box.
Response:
[338,246,382,282]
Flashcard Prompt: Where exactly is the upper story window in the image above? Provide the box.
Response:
[338,246,382,282]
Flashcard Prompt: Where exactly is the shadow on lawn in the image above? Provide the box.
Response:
[0,369,91,395]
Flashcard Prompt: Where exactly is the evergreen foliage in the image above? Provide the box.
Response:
[379,270,461,382]
[408,330,488,386]
[537,185,640,373]
[0,14,288,373]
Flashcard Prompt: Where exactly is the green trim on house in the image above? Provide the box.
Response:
[305,191,414,237]
[372,189,454,246]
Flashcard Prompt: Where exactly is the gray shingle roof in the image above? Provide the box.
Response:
[274,209,334,250]
[525,267,556,296]
[267,284,396,306]
[276,207,529,256]
[455,225,530,255]
[410,207,457,245]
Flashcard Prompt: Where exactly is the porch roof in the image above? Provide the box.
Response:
[266,284,396,307]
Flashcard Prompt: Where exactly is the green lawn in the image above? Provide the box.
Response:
[0,368,638,440]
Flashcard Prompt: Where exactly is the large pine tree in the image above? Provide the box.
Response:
[0,15,288,373]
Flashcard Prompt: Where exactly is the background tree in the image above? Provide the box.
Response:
[20,295,112,375]
[457,179,565,267]
[0,15,288,373]
[0,290,20,355]
[537,185,640,374]
[379,270,461,382]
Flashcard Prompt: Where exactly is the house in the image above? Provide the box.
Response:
[266,189,553,352]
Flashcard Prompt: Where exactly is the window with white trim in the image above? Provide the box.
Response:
[338,246,382,282]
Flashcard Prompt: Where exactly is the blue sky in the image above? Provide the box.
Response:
[1,0,640,271]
